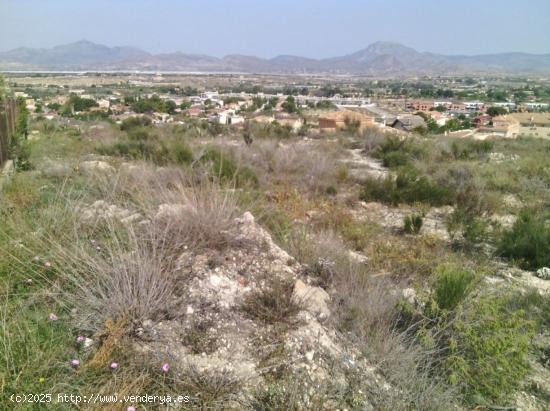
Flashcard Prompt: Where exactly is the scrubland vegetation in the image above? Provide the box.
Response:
[0,105,549,410]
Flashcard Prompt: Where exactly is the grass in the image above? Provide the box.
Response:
[1,116,549,409]
[241,276,301,326]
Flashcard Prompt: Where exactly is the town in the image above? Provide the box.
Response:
[8,72,550,141]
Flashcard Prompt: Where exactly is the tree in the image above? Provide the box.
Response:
[15,97,29,139]
[47,102,61,111]
[486,106,507,117]
[281,96,298,114]
[0,75,6,102]
[316,100,336,109]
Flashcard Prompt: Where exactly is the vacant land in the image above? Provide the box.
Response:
[1,91,549,410]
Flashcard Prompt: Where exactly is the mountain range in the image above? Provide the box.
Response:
[1,40,549,75]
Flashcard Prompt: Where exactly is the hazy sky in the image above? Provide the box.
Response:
[1,0,549,57]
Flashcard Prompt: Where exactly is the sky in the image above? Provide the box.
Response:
[1,0,549,57]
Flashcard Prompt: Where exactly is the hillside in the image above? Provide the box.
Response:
[1,40,550,74]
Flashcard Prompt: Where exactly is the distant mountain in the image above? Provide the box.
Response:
[1,40,549,74]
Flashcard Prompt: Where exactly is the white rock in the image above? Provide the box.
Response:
[209,275,222,287]
[79,160,115,175]
[293,280,330,320]
[536,267,550,280]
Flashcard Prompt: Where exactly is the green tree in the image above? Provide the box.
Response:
[0,75,6,102]
[486,106,507,117]
[281,96,298,114]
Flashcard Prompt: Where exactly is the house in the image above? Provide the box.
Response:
[473,115,492,128]
[97,99,110,110]
[509,112,550,138]
[183,107,203,117]
[407,100,433,111]
[463,101,485,111]
[389,115,426,132]
[318,109,374,132]
[274,113,304,131]
[480,115,520,137]
[216,110,245,126]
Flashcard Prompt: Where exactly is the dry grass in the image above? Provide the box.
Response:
[241,276,301,325]
[228,138,344,194]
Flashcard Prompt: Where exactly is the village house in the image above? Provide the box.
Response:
[509,112,550,138]
[478,115,520,137]
[318,109,374,132]
[389,114,426,132]
[473,115,492,128]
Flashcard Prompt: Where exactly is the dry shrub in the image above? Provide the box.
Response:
[284,228,457,409]
[151,177,240,251]
[88,165,240,251]
[86,317,128,369]
[241,276,301,325]
[6,169,240,335]
[229,139,342,193]
[177,363,243,409]
[365,233,449,278]
[41,221,175,333]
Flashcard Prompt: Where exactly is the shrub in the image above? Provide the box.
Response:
[445,293,534,404]
[127,127,150,141]
[446,209,490,250]
[361,171,454,206]
[497,209,550,270]
[171,141,194,165]
[433,264,476,311]
[152,178,240,251]
[198,147,258,187]
[403,214,423,234]
[13,141,34,171]
[120,116,152,131]
[450,140,494,160]
[97,137,193,166]
[241,277,301,325]
[373,135,426,168]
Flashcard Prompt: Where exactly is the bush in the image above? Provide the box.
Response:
[361,170,454,206]
[120,116,152,131]
[403,214,423,234]
[450,140,494,160]
[241,277,301,325]
[445,294,534,404]
[198,147,258,187]
[446,209,490,249]
[433,265,476,311]
[498,209,550,270]
[97,137,193,166]
[373,135,426,168]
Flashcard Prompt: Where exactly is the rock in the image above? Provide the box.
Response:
[41,161,72,178]
[293,279,330,320]
[79,200,135,223]
[79,160,115,175]
[154,203,193,221]
[402,288,417,305]
[120,213,142,225]
[535,267,550,280]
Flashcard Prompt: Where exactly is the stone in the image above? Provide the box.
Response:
[79,160,115,175]
[535,267,550,280]
[293,279,330,320]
